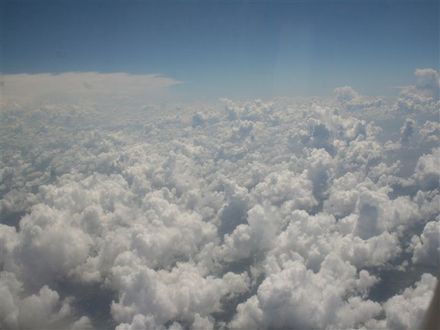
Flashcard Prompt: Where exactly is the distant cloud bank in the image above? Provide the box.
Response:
[1,72,182,107]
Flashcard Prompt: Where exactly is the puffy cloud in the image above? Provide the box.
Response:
[395,69,440,114]
[383,273,438,330]
[400,118,415,145]
[334,86,385,112]
[1,69,439,329]
[0,271,91,329]
[415,68,440,97]
[410,218,440,267]
[334,86,360,103]
[110,261,249,327]
[15,205,92,284]
[420,120,440,144]
[219,205,278,262]
[414,148,440,190]
[230,255,380,329]
[252,170,317,211]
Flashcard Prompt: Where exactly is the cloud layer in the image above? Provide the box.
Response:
[1,72,182,108]
[0,69,439,329]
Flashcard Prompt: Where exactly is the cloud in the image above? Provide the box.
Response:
[334,86,360,103]
[414,148,440,190]
[415,68,440,97]
[395,69,439,114]
[333,86,384,112]
[410,218,440,267]
[0,68,439,329]
[400,118,415,145]
[420,120,440,143]
[0,271,92,329]
[383,273,437,330]
[0,72,182,108]
[110,261,249,327]
[230,255,380,329]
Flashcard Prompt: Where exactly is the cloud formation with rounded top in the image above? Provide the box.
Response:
[0,68,439,329]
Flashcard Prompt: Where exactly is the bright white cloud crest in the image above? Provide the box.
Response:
[0,69,439,329]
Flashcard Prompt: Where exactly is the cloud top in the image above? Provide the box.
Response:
[0,68,438,329]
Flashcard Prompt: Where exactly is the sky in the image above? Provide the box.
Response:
[1,0,439,99]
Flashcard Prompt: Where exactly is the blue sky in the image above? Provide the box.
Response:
[1,0,439,99]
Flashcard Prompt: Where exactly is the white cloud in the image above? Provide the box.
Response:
[0,271,92,329]
[395,69,440,114]
[334,86,360,103]
[0,72,182,108]
[414,148,440,190]
[110,261,249,327]
[410,218,440,267]
[400,118,415,145]
[230,255,380,329]
[383,273,437,330]
[414,68,440,96]
[0,68,439,329]
[420,120,440,143]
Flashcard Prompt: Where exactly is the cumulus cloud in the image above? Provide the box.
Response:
[395,68,440,115]
[0,271,92,329]
[0,68,439,329]
[383,273,437,330]
[420,120,440,143]
[410,218,440,267]
[230,255,380,329]
[400,118,415,145]
[333,86,384,112]
[415,68,440,97]
[414,148,440,190]
[334,86,360,103]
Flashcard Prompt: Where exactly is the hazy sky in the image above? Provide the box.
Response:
[1,0,439,99]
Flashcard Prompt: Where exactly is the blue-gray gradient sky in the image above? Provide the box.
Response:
[1,0,439,99]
